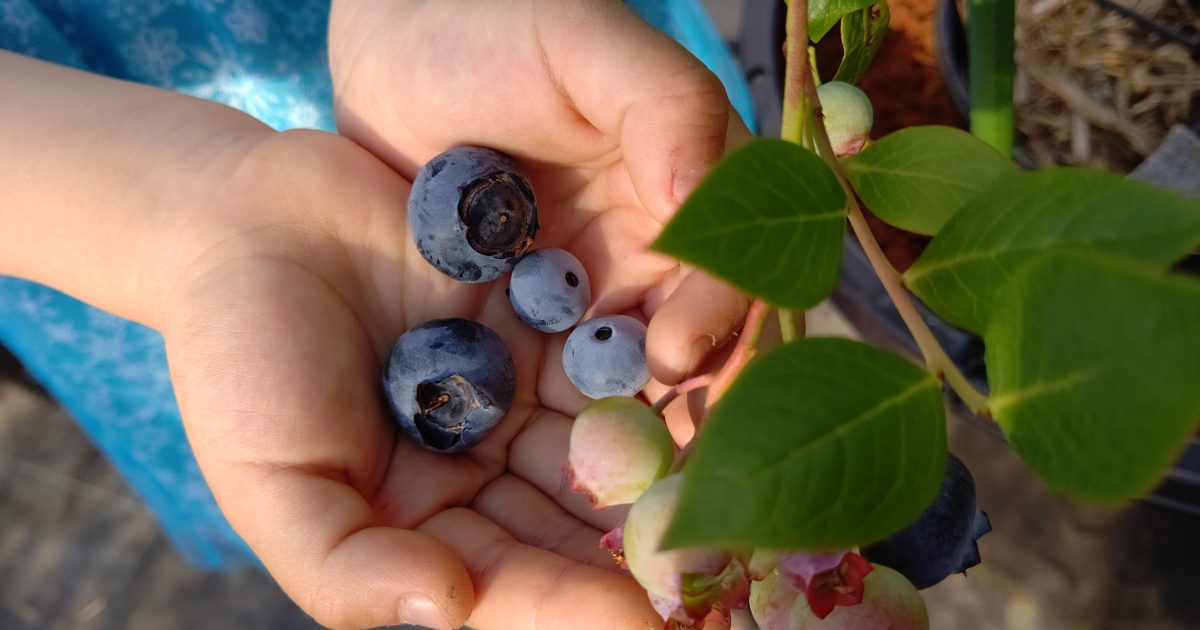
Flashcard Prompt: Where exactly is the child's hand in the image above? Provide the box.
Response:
[329,0,753,389]
[163,130,669,629]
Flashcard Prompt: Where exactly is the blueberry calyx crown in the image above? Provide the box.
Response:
[458,171,538,257]
[414,374,487,451]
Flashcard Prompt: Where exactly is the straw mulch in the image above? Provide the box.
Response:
[1015,0,1199,171]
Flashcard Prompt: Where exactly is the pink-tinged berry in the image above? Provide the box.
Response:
[568,397,676,507]
[749,567,798,630]
[749,550,873,624]
[789,564,929,630]
[817,81,873,157]
[624,474,739,625]
[779,551,873,619]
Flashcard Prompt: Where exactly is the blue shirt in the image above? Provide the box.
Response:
[0,0,754,569]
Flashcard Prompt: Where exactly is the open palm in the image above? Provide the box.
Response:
[163,2,751,627]
[164,116,742,628]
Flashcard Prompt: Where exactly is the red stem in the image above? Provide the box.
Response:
[650,373,715,416]
[705,299,771,407]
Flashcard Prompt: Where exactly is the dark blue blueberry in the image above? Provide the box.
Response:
[508,248,591,333]
[383,318,516,453]
[408,146,538,283]
[563,315,650,399]
[862,453,992,589]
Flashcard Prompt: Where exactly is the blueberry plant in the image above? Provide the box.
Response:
[384,0,1200,626]
[629,0,1200,625]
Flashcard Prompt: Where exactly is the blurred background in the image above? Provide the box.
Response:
[3,0,1198,628]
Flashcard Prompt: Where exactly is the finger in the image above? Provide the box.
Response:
[507,409,628,532]
[217,465,473,630]
[422,508,662,630]
[541,1,732,222]
[646,270,749,385]
[472,473,616,568]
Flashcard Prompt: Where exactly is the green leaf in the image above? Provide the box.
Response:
[985,252,1200,500]
[804,0,879,41]
[662,338,946,551]
[833,2,890,85]
[904,168,1200,333]
[652,139,846,309]
[843,126,1015,235]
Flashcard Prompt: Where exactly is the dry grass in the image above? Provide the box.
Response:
[1015,0,1199,170]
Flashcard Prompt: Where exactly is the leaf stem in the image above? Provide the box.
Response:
[778,309,799,343]
[706,299,771,406]
[787,0,992,418]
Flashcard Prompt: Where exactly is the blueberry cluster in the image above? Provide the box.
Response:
[596,451,991,628]
[383,146,651,453]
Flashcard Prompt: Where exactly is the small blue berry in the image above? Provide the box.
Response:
[508,248,591,333]
[408,146,538,282]
[383,318,516,453]
[563,315,650,398]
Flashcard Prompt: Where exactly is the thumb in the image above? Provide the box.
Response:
[547,1,734,221]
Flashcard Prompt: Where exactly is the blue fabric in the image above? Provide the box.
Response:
[0,0,753,570]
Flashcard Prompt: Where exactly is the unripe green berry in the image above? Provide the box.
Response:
[817,81,873,157]
[568,396,675,507]
[624,474,732,615]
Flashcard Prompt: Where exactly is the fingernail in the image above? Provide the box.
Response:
[398,596,452,630]
[672,168,706,206]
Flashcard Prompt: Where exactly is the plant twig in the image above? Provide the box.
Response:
[650,374,715,416]
[706,299,771,407]
[781,0,811,146]
[789,0,992,418]
[844,206,991,417]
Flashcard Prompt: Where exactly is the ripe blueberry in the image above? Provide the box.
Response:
[408,146,538,282]
[862,453,992,589]
[382,318,516,453]
[508,248,591,332]
[568,396,675,507]
[562,315,650,399]
[817,81,874,157]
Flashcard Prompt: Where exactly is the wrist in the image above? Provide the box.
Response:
[0,51,280,329]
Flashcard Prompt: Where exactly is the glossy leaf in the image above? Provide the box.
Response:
[904,168,1200,332]
[803,0,879,41]
[653,139,846,309]
[986,252,1200,500]
[662,338,947,551]
[833,2,890,85]
[843,126,1015,235]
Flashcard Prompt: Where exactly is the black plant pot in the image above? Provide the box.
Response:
[734,0,1200,516]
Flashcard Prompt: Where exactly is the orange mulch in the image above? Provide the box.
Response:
[858,0,962,133]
